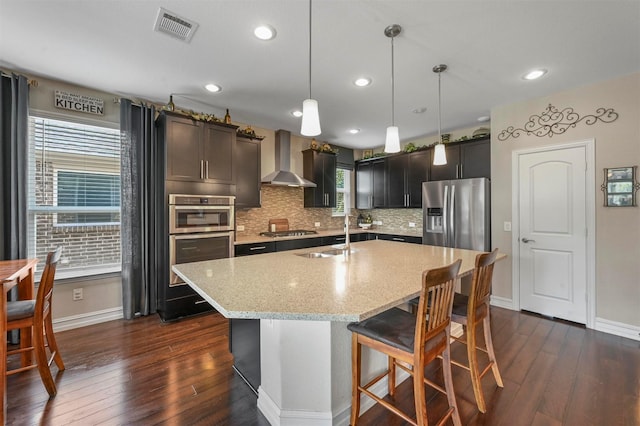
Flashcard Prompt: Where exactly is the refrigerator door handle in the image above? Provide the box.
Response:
[450,184,456,247]
[443,184,449,247]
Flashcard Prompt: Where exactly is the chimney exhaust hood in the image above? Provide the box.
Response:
[261,129,317,187]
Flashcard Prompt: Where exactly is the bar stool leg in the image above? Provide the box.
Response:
[350,334,362,426]
[441,336,462,426]
[483,313,503,387]
[467,321,486,413]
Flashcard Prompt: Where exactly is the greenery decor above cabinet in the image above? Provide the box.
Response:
[429,136,490,181]
[303,149,337,208]
[159,111,238,184]
[235,134,262,208]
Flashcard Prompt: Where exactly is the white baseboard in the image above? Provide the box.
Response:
[490,295,514,310]
[53,307,123,332]
[595,317,640,342]
[257,370,411,426]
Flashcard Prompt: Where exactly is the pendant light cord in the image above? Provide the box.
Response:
[391,35,395,126]
[437,71,442,141]
[308,0,312,100]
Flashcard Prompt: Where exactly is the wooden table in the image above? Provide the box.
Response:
[0,258,38,426]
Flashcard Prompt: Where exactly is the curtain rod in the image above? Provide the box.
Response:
[1,70,38,87]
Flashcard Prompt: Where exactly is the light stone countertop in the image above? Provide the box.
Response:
[173,239,505,322]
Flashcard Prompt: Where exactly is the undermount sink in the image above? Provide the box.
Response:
[296,252,334,258]
[295,247,354,258]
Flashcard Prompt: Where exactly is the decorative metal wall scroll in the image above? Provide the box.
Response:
[498,104,618,141]
[601,166,639,207]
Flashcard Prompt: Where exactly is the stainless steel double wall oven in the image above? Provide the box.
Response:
[159,194,235,321]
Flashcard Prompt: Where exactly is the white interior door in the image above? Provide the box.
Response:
[518,145,587,323]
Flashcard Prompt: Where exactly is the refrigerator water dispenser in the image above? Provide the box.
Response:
[426,208,443,233]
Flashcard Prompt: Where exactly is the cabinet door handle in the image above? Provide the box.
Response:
[459,164,463,178]
[335,237,345,241]
[200,160,204,180]
[205,161,209,179]
[250,246,267,250]
[392,237,405,242]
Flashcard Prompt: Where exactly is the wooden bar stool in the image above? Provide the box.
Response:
[6,248,65,397]
[348,260,462,426]
[450,248,503,413]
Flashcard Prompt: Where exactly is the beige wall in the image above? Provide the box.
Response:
[491,72,640,327]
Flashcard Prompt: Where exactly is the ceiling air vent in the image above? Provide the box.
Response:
[154,8,199,43]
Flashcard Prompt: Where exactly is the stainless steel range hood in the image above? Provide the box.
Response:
[261,129,316,187]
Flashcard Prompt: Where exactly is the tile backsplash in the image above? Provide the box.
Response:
[235,186,423,236]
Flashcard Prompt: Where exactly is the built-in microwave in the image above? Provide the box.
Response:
[168,194,234,234]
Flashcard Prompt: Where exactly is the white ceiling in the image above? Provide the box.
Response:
[1,1,639,150]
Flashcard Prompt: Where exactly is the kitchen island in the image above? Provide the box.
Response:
[173,239,499,426]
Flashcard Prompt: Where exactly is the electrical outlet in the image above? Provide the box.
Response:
[408,222,416,228]
[72,288,83,301]
[373,220,382,225]
[236,225,245,231]
[504,221,512,232]
[315,222,321,227]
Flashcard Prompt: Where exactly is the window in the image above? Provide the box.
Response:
[28,115,121,278]
[332,168,351,216]
[56,171,120,225]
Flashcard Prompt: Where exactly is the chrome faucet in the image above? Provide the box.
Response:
[344,214,351,250]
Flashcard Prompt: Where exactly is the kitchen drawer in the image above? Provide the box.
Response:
[374,233,422,244]
[158,294,214,322]
[322,235,347,245]
[235,242,276,256]
[275,238,320,252]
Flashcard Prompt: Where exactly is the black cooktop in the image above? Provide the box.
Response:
[259,229,318,238]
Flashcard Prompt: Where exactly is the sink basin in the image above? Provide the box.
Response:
[296,252,334,258]
[295,248,354,258]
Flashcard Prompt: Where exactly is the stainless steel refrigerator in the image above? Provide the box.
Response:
[422,178,490,251]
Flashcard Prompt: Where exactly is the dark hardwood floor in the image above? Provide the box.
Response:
[7,307,640,425]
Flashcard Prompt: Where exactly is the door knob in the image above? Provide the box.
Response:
[521,237,535,243]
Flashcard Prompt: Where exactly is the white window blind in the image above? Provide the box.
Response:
[332,168,351,216]
[28,115,122,278]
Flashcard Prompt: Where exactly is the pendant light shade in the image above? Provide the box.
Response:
[301,98,321,136]
[433,142,447,165]
[385,126,400,153]
[384,24,402,153]
[433,64,448,165]
[301,0,321,136]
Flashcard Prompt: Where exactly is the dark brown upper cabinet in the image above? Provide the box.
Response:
[430,137,490,181]
[235,134,262,208]
[303,149,337,208]
[160,112,237,185]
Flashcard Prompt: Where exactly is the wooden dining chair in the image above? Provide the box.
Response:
[6,248,65,397]
[348,259,462,426]
[449,248,502,413]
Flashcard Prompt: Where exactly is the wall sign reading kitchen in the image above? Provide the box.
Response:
[54,90,104,115]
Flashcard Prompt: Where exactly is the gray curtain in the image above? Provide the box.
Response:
[120,99,158,319]
[0,73,29,343]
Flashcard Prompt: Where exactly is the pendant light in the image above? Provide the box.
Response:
[301,0,321,136]
[383,24,401,153]
[433,64,448,165]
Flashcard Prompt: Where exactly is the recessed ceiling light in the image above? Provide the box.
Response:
[205,83,221,93]
[477,115,490,122]
[413,107,427,114]
[354,77,372,87]
[291,110,303,118]
[523,69,547,80]
[254,25,276,41]
[349,128,360,134]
